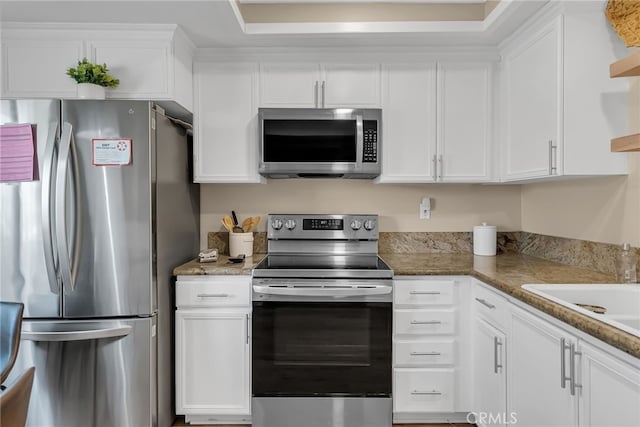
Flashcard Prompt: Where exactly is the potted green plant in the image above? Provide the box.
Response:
[66,58,120,99]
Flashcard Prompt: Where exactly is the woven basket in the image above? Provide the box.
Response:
[606,0,640,47]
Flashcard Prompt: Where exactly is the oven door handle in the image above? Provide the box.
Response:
[252,285,392,298]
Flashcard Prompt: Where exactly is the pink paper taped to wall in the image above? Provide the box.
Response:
[0,123,38,183]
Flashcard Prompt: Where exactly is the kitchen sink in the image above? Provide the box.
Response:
[522,284,640,338]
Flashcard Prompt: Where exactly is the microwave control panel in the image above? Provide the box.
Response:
[363,120,378,163]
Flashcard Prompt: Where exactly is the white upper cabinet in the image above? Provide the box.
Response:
[1,39,83,98]
[258,63,381,108]
[322,64,381,108]
[379,62,493,183]
[502,17,562,181]
[437,62,493,182]
[194,62,262,183]
[259,63,320,108]
[0,24,194,111]
[379,63,437,183]
[500,4,627,182]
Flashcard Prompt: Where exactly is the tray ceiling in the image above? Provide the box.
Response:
[0,0,549,47]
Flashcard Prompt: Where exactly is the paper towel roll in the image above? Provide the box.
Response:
[473,223,497,256]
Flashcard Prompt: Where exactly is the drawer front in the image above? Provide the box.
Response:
[176,277,251,307]
[394,340,456,366]
[394,309,456,335]
[394,369,455,413]
[472,280,508,327]
[394,280,456,306]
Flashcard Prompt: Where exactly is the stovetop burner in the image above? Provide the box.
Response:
[253,254,392,279]
[257,254,383,270]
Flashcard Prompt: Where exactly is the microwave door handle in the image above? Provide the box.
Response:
[356,114,363,165]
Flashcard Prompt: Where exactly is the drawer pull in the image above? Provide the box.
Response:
[410,351,441,356]
[411,390,442,395]
[475,297,496,309]
[197,293,230,298]
[409,291,441,295]
[410,320,442,325]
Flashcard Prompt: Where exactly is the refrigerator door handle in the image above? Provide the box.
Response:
[42,122,60,294]
[56,123,82,294]
[22,325,132,342]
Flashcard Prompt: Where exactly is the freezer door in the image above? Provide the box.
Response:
[61,100,154,317]
[9,317,157,427]
[0,99,61,317]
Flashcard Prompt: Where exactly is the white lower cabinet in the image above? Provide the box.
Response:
[394,369,456,413]
[171,274,639,426]
[473,279,640,427]
[471,280,509,427]
[175,276,251,424]
[473,318,507,427]
[509,304,579,427]
[507,299,640,427]
[393,276,471,423]
[579,341,640,427]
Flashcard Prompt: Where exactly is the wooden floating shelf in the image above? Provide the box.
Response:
[611,133,640,152]
[610,51,640,78]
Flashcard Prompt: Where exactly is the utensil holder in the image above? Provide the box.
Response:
[229,232,253,257]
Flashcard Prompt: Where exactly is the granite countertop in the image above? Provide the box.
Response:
[172,252,639,358]
[173,254,266,276]
[381,252,638,358]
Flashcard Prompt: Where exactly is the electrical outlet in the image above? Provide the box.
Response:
[420,197,431,219]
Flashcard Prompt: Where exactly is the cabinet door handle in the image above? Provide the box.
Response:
[432,155,437,181]
[411,390,442,395]
[314,81,319,108]
[438,155,443,180]
[409,291,441,295]
[560,338,571,389]
[246,314,250,344]
[475,297,496,309]
[410,320,442,325]
[569,343,582,396]
[494,337,503,373]
[196,293,229,298]
[410,351,441,356]
[321,80,326,108]
[548,140,557,175]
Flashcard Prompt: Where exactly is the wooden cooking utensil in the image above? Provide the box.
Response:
[222,215,235,233]
[242,217,253,233]
[248,216,261,232]
[221,218,233,233]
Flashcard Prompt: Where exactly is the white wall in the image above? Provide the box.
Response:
[200,181,522,246]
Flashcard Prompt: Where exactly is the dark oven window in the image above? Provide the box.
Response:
[263,119,357,162]
[252,302,391,397]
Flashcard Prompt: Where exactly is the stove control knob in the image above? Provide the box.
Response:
[271,219,283,230]
[350,219,362,230]
[364,219,376,231]
[284,219,297,230]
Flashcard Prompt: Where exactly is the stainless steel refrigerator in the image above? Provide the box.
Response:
[0,99,199,427]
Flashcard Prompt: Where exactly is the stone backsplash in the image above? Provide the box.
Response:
[207,230,638,277]
[378,232,521,254]
[517,232,639,277]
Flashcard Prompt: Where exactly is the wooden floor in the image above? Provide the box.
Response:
[173,417,472,427]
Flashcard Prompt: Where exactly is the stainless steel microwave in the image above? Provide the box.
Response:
[258,108,382,179]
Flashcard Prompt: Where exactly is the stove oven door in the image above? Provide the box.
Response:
[252,298,391,397]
